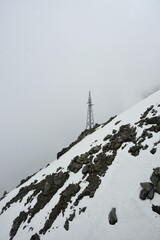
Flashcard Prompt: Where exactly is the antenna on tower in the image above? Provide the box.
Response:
[86,91,94,129]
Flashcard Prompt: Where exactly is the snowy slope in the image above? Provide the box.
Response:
[0,90,160,240]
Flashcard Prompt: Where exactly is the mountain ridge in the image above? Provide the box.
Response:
[0,90,160,240]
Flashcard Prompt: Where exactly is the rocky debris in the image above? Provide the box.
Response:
[108,208,118,225]
[79,207,87,214]
[1,171,69,239]
[129,145,143,156]
[30,233,40,240]
[10,211,27,240]
[89,145,101,155]
[57,125,100,159]
[140,168,160,202]
[39,183,80,234]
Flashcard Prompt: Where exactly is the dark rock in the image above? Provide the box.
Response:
[112,129,117,134]
[108,208,118,225]
[142,144,148,150]
[89,145,101,155]
[79,207,87,214]
[128,145,142,156]
[115,120,121,125]
[68,161,83,173]
[82,165,89,175]
[64,219,69,231]
[147,189,154,200]
[140,182,153,192]
[103,134,112,141]
[156,181,160,194]
[150,173,159,186]
[153,167,160,176]
[68,212,75,221]
[30,233,40,240]
[139,189,148,200]
[150,148,156,154]
[152,205,160,215]
[10,211,27,240]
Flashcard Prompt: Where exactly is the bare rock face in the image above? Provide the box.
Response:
[108,208,118,225]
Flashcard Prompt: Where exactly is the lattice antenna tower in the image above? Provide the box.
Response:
[86,91,94,129]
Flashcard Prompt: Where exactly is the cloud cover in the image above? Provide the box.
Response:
[0,0,160,196]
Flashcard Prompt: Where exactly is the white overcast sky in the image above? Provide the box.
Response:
[0,0,160,196]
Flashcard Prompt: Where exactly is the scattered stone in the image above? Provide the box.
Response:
[79,207,87,214]
[150,148,157,154]
[108,208,118,225]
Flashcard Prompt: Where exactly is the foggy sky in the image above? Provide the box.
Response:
[0,0,160,196]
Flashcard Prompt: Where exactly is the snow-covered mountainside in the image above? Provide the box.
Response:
[0,91,160,240]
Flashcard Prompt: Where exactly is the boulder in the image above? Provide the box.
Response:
[30,234,40,240]
[108,208,118,225]
[147,189,154,200]
[140,182,153,192]
[139,189,148,200]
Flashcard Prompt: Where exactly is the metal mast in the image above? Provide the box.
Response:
[86,91,94,129]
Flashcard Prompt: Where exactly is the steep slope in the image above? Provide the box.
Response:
[0,90,160,240]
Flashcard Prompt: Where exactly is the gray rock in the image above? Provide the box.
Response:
[150,174,159,186]
[89,145,101,155]
[103,134,112,141]
[139,189,148,200]
[150,148,157,154]
[147,189,154,200]
[82,165,89,175]
[140,182,153,191]
[156,181,160,194]
[108,208,118,225]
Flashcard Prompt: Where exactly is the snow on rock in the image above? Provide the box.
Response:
[0,90,160,240]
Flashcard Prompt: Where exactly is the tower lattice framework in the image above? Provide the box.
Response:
[86,91,94,129]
